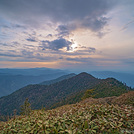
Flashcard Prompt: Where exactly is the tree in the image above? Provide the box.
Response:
[20,98,31,116]
[81,89,95,100]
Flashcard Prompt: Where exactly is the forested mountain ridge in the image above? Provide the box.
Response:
[50,77,131,109]
[40,73,76,85]
[0,72,131,116]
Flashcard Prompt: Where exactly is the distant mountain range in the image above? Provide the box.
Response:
[0,68,68,76]
[0,72,131,116]
[0,68,68,97]
[1,69,134,98]
[90,71,134,88]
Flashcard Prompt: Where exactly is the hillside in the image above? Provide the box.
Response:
[0,68,68,97]
[0,72,100,115]
[0,72,130,116]
[111,91,134,106]
[80,91,134,106]
[50,77,130,109]
[40,73,76,85]
[0,92,133,133]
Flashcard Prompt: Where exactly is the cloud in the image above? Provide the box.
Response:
[0,43,9,46]
[0,43,15,47]
[56,24,76,38]
[71,46,96,54]
[81,16,108,32]
[66,57,93,63]
[26,37,37,42]
[11,23,26,29]
[26,33,38,42]
[0,48,58,62]
[20,50,55,61]
[0,0,117,32]
[120,19,134,31]
[56,25,70,37]
[46,34,53,38]
[41,38,72,51]
[21,50,34,58]
[88,47,96,53]
[96,31,107,38]
[0,52,21,58]
[0,21,26,30]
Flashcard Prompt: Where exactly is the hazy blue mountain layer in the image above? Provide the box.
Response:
[0,68,68,97]
[91,71,134,88]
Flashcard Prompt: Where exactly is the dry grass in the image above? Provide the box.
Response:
[80,91,134,106]
[111,91,134,106]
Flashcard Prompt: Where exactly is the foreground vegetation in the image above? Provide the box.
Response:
[0,101,133,133]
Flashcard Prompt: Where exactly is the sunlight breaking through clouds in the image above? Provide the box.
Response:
[0,0,134,71]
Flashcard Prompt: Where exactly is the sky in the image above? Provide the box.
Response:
[0,0,134,72]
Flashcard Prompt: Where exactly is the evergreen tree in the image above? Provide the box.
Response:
[20,98,31,116]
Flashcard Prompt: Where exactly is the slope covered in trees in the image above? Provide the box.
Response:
[40,73,76,85]
[0,72,131,116]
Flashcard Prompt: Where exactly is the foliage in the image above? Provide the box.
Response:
[93,78,129,98]
[0,102,133,134]
[81,89,96,100]
[20,98,31,116]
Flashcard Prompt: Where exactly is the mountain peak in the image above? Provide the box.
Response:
[77,72,95,78]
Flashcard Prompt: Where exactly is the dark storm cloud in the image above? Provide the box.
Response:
[0,0,117,31]
[41,38,72,51]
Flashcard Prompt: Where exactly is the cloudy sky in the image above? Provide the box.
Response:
[0,0,134,72]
